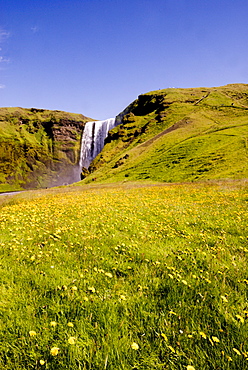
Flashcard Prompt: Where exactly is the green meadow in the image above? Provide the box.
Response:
[0,180,247,369]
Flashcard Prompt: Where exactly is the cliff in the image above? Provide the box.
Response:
[0,107,93,191]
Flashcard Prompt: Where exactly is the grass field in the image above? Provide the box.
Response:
[0,180,247,369]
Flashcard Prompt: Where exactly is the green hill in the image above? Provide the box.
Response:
[83,83,248,183]
[0,107,92,192]
[1,84,248,191]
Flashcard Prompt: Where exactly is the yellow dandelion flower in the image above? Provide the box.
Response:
[29,330,37,337]
[50,321,57,327]
[186,366,196,370]
[233,348,241,356]
[88,286,95,293]
[188,334,193,338]
[161,333,168,341]
[221,295,228,303]
[235,314,244,323]
[131,342,139,350]
[105,272,113,278]
[68,336,76,345]
[39,360,45,365]
[67,322,74,327]
[168,345,175,353]
[212,336,220,343]
[71,286,77,291]
[199,331,207,339]
[50,347,59,356]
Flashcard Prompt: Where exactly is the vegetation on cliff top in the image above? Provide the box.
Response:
[83,83,248,184]
[0,107,92,192]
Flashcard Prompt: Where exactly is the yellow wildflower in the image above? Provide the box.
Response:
[168,345,175,353]
[67,322,74,327]
[120,295,126,300]
[212,336,220,343]
[221,295,228,303]
[68,336,76,345]
[50,321,57,327]
[50,347,59,356]
[39,360,45,365]
[233,348,241,356]
[88,286,95,293]
[161,333,168,341]
[105,272,113,278]
[29,330,37,337]
[199,331,207,339]
[131,342,139,350]
[235,314,244,323]
[186,366,196,370]
[71,286,77,291]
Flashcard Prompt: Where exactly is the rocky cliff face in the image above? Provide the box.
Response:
[0,108,93,190]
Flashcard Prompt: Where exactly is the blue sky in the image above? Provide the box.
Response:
[1,0,248,119]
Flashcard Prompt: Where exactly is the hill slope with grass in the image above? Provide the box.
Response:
[84,83,248,183]
[0,108,93,192]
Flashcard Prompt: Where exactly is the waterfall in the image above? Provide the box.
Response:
[79,118,116,169]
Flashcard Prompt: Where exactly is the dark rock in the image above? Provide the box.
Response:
[81,167,90,180]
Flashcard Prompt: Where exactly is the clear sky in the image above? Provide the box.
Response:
[0,0,248,120]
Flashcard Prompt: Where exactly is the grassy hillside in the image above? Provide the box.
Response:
[83,84,248,183]
[0,107,92,192]
[0,180,247,369]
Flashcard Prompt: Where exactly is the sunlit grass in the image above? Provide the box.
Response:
[0,180,247,369]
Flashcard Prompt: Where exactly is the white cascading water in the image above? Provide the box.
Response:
[79,118,116,169]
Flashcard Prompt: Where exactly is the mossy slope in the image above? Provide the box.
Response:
[0,108,93,191]
[84,84,248,183]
